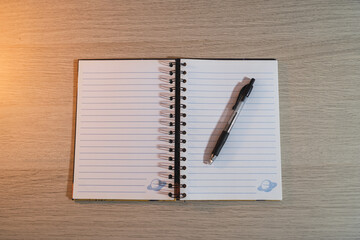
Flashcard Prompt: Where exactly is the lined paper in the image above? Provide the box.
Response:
[73,60,173,200]
[181,59,282,200]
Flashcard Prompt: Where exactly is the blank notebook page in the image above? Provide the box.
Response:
[73,60,172,200]
[182,59,282,200]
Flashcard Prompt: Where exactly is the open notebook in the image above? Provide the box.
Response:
[73,58,282,201]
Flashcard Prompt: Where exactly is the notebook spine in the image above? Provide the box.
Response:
[167,59,187,200]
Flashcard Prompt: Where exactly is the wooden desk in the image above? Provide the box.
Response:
[1,1,359,239]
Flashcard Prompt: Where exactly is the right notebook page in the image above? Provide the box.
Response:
[181,59,282,200]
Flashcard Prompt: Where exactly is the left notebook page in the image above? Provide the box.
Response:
[73,59,174,200]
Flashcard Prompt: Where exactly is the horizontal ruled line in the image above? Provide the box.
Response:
[78,178,146,180]
[79,165,157,167]
[83,84,159,86]
[78,184,145,186]
[187,84,274,87]
[187,153,276,155]
[79,152,162,154]
[80,108,163,110]
[189,166,276,168]
[81,102,160,104]
[83,77,159,80]
[188,179,256,181]
[79,171,160,174]
[79,139,158,141]
[79,146,157,148]
[81,115,160,117]
[188,72,274,74]
[83,72,160,74]
[80,134,161,136]
[189,140,276,143]
[186,122,275,124]
[187,134,275,136]
[188,90,274,93]
[78,191,146,193]
[188,186,256,188]
[186,102,274,105]
[79,159,159,161]
[186,109,275,111]
[189,115,275,117]
[186,192,257,194]
[187,147,276,149]
[187,127,275,130]
[80,133,160,136]
[187,173,276,174]
[189,96,274,99]
[187,160,276,162]
[80,127,159,129]
[188,77,274,80]
[82,96,160,98]
[80,121,159,123]
[83,90,162,92]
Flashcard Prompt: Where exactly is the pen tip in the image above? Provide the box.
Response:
[209,154,217,165]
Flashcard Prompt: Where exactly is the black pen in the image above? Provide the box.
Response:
[209,78,256,164]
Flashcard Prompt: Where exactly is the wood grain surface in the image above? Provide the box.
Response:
[1,0,359,239]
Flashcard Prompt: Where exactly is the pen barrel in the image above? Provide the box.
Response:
[227,99,246,132]
[212,131,229,157]
[226,111,239,132]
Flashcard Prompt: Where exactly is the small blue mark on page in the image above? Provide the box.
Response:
[147,179,166,191]
[257,179,277,192]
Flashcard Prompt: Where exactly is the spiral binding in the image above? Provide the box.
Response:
[163,59,187,200]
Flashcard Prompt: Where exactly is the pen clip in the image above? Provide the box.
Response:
[232,78,255,110]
